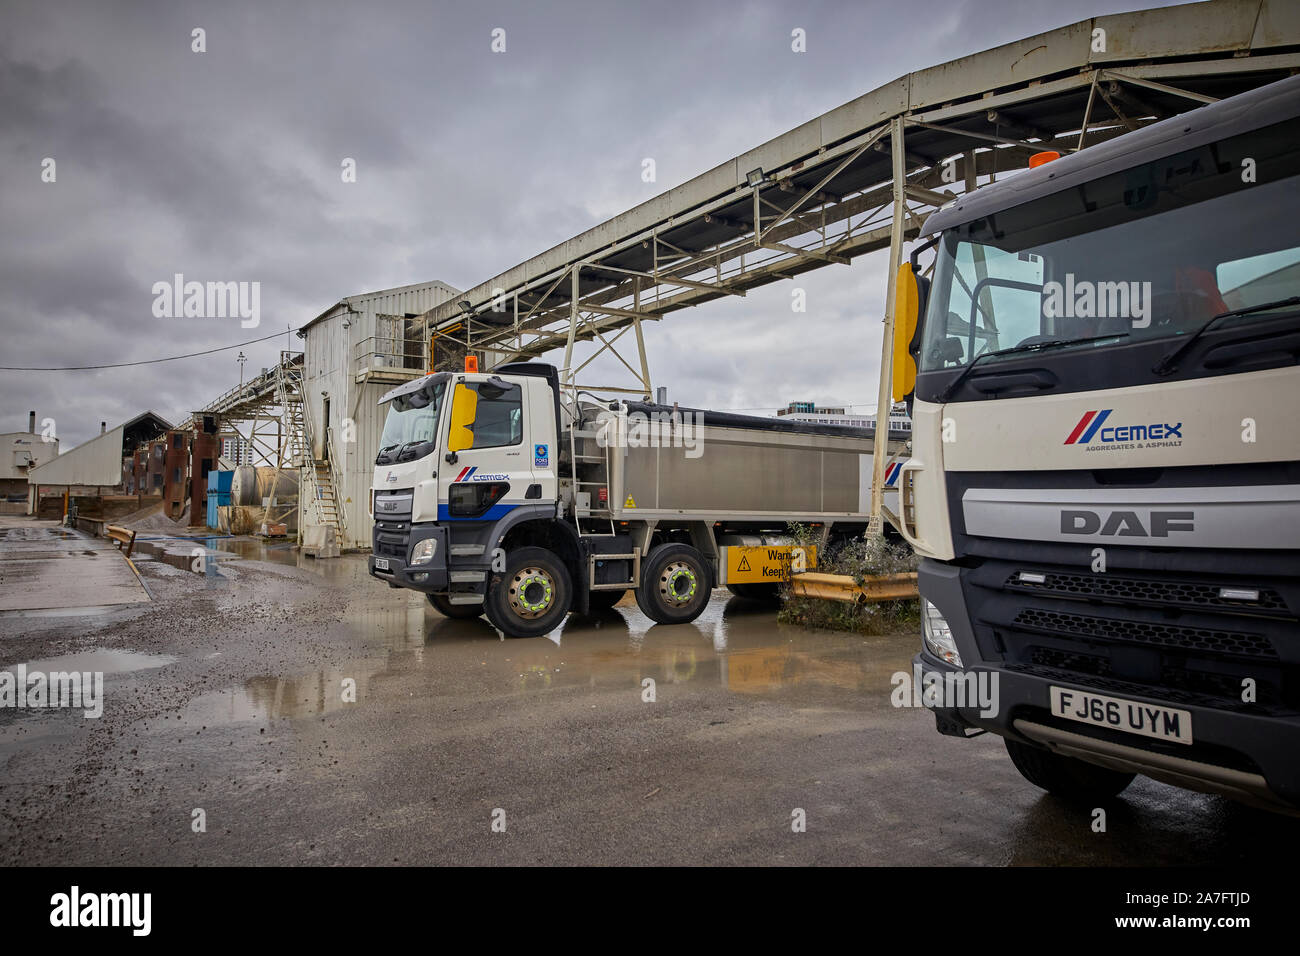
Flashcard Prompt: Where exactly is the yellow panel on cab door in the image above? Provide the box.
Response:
[447,384,479,452]
[892,263,918,402]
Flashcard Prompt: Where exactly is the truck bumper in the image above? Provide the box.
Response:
[369,522,449,593]
[917,559,1300,813]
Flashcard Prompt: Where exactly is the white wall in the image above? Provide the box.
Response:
[28,427,123,487]
[1,432,60,480]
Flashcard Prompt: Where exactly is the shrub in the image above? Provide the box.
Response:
[777,524,920,636]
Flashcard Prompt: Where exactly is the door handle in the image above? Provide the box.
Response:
[968,368,1057,395]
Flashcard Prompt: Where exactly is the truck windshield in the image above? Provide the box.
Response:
[376,380,446,464]
[920,117,1300,372]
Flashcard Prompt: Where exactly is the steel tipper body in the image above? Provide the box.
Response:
[893,75,1300,812]
[370,361,904,637]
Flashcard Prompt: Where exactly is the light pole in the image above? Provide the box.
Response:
[237,351,247,392]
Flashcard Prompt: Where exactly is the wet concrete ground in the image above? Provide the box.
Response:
[1,515,1297,866]
[0,522,149,612]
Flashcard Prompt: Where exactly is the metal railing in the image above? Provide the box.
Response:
[352,335,426,379]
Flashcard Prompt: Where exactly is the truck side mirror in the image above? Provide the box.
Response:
[447,383,479,453]
[892,262,923,403]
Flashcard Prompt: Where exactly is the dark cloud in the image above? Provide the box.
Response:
[0,0,1179,447]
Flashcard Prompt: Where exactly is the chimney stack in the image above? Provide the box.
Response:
[100,421,107,434]
[28,410,35,434]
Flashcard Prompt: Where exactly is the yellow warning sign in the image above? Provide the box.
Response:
[624,494,636,508]
[724,545,816,584]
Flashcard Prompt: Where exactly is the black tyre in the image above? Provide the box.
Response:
[635,543,711,625]
[426,592,483,620]
[484,546,572,638]
[586,589,627,612]
[726,583,781,603]
[1004,738,1136,802]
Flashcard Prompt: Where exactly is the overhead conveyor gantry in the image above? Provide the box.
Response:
[418,0,1300,529]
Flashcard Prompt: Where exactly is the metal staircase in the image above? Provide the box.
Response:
[294,373,347,550]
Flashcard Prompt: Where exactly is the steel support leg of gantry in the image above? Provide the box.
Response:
[868,116,908,537]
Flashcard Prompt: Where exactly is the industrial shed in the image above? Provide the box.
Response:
[27,411,171,515]
[297,280,461,551]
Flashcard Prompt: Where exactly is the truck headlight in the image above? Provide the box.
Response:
[922,599,962,666]
[410,539,437,565]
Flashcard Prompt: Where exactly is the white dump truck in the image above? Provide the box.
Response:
[369,360,905,637]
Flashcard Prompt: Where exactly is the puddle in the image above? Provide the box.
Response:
[10,648,177,674]
[334,592,893,700]
[0,605,126,619]
[0,711,80,762]
[0,648,174,764]
[179,663,384,726]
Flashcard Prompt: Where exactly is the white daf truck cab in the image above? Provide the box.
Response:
[894,75,1300,812]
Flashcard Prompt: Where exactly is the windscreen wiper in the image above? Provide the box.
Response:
[1152,296,1300,376]
[939,334,1127,403]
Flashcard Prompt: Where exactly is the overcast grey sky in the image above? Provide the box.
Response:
[1,0,1189,449]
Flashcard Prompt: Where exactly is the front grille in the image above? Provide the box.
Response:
[1014,607,1277,660]
[1030,646,1112,676]
[1006,569,1290,617]
[967,558,1298,712]
[373,519,409,559]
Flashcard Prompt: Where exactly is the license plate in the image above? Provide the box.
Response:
[1049,686,1192,744]
[373,558,390,571]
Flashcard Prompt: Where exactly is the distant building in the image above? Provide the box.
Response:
[1,413,60,500]
[27,411,171,517]
[776,400,911,436]
[220,436,255,466]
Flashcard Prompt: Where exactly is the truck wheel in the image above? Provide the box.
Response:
[1004,738,1136,802]
[426,593,483,620]
[484,546,572,638]
[726,583,781,603]
[587,589,626,612]
[636,544,711,625]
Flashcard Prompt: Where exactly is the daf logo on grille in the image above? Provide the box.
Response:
[1060,509,1194,537]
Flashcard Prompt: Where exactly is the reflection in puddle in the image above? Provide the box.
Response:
[180,663,384,726]
[408,595,886,698]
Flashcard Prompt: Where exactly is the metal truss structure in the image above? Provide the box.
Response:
[410,0,1300,530]
[183,351,313,534]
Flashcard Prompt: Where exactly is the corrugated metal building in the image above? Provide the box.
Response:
[297,280,461,550]
[26,411,171,514]
[1,416,60,499]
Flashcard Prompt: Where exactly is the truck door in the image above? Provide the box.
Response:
[440,377,532,523]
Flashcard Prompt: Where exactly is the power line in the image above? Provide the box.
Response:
[0,329,293,372]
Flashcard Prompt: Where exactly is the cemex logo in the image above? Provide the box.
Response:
[1063,409,1183,445]
[453,466,509,482]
